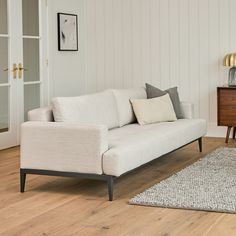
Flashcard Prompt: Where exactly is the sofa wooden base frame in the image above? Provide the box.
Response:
[20,137,203,201]
[20,169,115,201]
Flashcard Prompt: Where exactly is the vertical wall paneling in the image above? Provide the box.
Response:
[230,0,236,56]
[48,0,85,97]
[169,0,180,91]
[50,0,236,136]
[123,0,133,88]
[131,0,142,87]
[219,0,230,86]
[209,0,219,124]
[113,0,124,88]
[95,0,105,91]
[104,0,114,89]
[140,0,151,86]
[179,0,189,101]
[85,0,97,93]
[199,0,209,121]
[150,0,161,87]
[189,0,199,118]
[159,0,170,89]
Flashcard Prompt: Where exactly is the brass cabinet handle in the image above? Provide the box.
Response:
[3,68,8,71]
[18,63,28,79]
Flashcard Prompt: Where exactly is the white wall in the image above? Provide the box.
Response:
[49,0,236,137]
[48,0,86,97]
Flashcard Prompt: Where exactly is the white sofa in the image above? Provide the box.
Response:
[20,88,207,200]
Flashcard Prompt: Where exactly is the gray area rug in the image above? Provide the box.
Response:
[129,148,236,213]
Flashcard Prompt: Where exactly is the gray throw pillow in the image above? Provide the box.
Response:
[145,83,184,119]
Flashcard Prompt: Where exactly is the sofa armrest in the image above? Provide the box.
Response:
[28,106,54,122]
[20,122,108,174]
[180,102,194,119]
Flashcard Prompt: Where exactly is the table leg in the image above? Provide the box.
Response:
[233,127,236,139]
[226,126,232,143]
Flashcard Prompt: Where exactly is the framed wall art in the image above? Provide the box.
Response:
[57,13,78,51]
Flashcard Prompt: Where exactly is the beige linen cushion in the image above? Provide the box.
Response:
[130,94,177,125]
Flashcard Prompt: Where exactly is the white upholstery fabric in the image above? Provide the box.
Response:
[130,94,177,125]
[180,102,194,119]
[112,88,147,127]
[103,119,207,176]
[28,106,54,122]
[52,90,119,130]
[27,100,192,123]
[23,89,205,178]
[21,122,108,174]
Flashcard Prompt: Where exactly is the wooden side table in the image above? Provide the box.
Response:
[217,86,236,143]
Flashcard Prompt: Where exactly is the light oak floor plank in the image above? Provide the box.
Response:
[0,137,236,235]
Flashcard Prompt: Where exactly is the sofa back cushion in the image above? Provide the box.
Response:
[52,90,119,129]
[112,88,147,127]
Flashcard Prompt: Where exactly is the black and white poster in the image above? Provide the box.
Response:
[58,13,78,51]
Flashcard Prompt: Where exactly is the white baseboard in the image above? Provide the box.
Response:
[206,122,227,138]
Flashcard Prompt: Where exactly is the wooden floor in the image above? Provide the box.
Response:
[1,137,236,236]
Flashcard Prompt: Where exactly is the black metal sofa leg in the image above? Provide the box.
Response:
[107,176,114,201]
[20,169,26,193]
[198,137,202,152]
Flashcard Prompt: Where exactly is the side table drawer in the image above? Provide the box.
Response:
[218,89,236,106]
[217,86,236,143]
[218,107,236,126]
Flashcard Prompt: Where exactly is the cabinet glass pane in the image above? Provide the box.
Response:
[24,84,40,121]
[0,87,9,133]
[0,37,8,84]
[22,0,39,36]
[0,0,8,34]
[23,38,40,82]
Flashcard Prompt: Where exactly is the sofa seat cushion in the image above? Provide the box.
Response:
[102,119,207,176]
[52,90,119,130]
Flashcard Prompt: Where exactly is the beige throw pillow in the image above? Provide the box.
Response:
[130,94,177,125]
